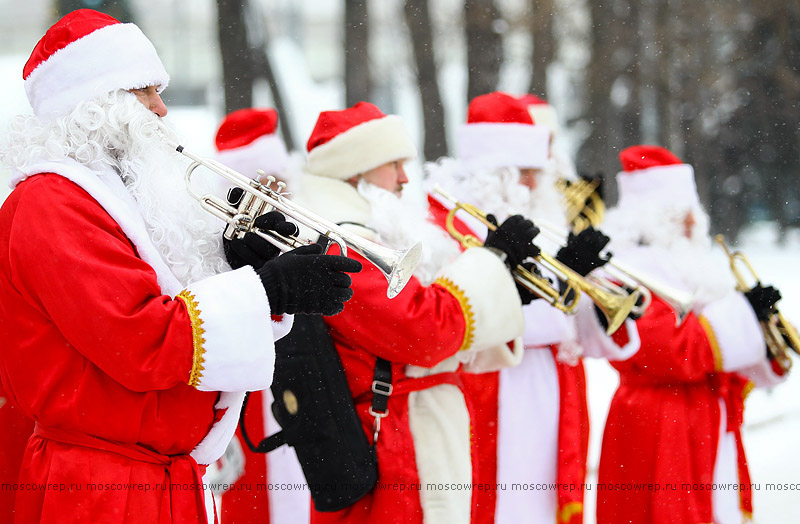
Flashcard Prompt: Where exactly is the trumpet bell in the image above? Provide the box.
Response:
[597,286,641,335]
[344,233,423,299]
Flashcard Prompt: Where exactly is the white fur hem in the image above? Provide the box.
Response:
[185,266,277,392]
[408,385,471,524]
[191,391,246,466]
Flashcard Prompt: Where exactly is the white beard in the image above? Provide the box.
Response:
[3,90,228,287]
[424,158,568,253]
[110,101,228,286]
[603,204,734,307]
[357,179,462,286]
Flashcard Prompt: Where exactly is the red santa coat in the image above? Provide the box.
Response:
[428,194,589,524]
[294,175,525,524]
[0,160,290,524]
[574,248,783,524]
[0,382,34,522]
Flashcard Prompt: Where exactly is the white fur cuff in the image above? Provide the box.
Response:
[435,247,524,354]
[574,296,641,361]
[700,291,767,372]
[459,338,523,373]
[181,267,277,392]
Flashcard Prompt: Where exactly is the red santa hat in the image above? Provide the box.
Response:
[305,101,417,180]
[214,108,289,179]
[616,145,699,209]
[23,9,169,120]
[457,91,550,169]
[519,94,560,137]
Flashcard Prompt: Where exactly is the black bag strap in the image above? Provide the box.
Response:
[240,357,395,452]
[239,392,286,454]
[368,357,392,443]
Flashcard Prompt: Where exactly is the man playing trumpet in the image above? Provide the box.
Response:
[0,10,359,523]
[580,145,788,524]
[424,91,613,524]
[293,101,539,524]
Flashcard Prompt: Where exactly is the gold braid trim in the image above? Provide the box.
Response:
[558,501,583,523]
[434,276,475,351]
[742,380,755,400]
[698,315,724,372]
[177,290,207,388]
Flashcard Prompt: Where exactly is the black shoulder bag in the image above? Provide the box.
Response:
[239,314,380,512]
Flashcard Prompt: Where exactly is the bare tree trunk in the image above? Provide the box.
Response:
[345,1,371,107]
[528,0,554,97]
[246,2,295,150]
[575,0,641,201]
[404,0,449,161]
[464,0,504,103]
[216,0,254,113]
[56,0,134,22]
[251,48,296,151]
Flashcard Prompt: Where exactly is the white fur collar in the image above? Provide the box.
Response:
[294,173,375,239]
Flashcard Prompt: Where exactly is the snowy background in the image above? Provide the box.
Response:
[2,2,799,522]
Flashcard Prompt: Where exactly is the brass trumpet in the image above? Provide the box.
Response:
[534,219,696,325]
[715,234,799,373]
[171,142,423,299]
[433,186,640,335]
[556,176,606,233]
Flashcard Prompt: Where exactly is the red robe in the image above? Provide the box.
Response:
[295,175,525,524]
[1,169,285,524]
[591,292,779,524]
[219,391,270,523]
[0,382,34,522]
[428,194,589,524]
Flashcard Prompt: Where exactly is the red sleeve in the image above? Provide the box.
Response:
[7,175,194,392]
[612,294,717,382]
[324,248,467,367]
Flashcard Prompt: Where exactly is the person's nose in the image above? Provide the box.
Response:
[398,164,409,185]
[149,92,168,117]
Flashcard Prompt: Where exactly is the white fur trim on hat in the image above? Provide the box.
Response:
[528,104,560,136]
[456,122,550,170]
[25,23,170,120]
[616,164,699,210]
[215,134,289,180]
[305,115,417,180]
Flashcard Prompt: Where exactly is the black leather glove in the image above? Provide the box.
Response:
[556,226,611,277]
[484,214,541,269]
[256,244,363,316]
[515,261,545,305]
[223,211,300,270]
[744,284,781,321]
